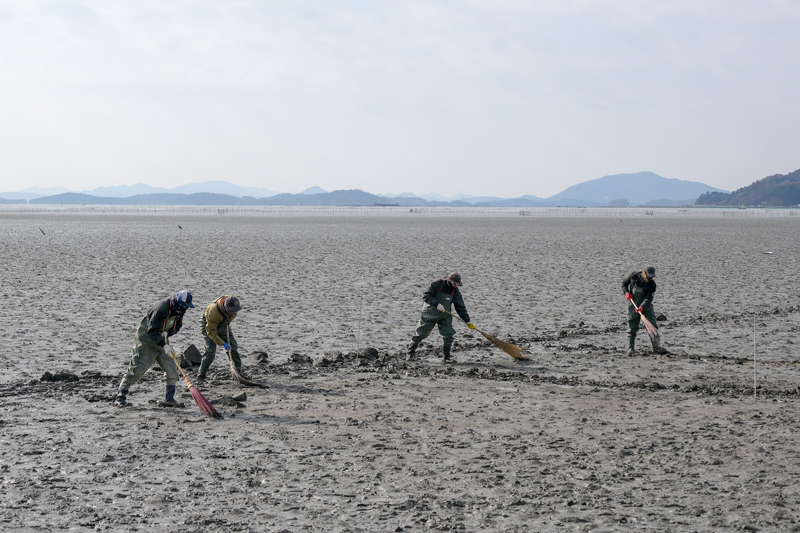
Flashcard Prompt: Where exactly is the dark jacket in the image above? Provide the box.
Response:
[622,271,657,308]
[144,298,185,346]
[423,279,471,323]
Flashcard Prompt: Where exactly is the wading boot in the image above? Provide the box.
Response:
[406,343,418,361]
[114,388,129,407]
[627,333,636,357]
[162,384,185,408]
[651,339,668,355]
[442,345,454,364]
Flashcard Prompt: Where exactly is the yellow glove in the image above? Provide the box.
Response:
[467,322,475,330]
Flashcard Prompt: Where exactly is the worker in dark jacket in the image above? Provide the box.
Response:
[408,272,474,363]
[622,266,666,355]
[115,290,195,407]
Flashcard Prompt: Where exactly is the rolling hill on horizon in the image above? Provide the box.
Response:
[695,168,800,207]
[8,171,736,207]
[547,171,727,205]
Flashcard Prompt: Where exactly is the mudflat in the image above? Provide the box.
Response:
[2,211,799,532]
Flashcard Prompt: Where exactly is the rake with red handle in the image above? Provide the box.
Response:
[626,294,660,345]
[164,336,223,419]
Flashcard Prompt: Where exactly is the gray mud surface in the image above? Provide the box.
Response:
[2,213,799,531]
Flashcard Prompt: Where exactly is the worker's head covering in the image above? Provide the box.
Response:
[223,296,243,313]
[445,272,463,287]
[174,290,195,310]
[644,266,656,278]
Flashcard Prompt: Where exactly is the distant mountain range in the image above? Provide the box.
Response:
[0,186,72,201]
[696,168,800,207]
[385,192,546,203]
[81,181,279,198]
[0,181,279,201]
[2,172,732,207]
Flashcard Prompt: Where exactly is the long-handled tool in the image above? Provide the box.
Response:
[626,295,660,346]
[441,309,527,360]
[225,323,267,387]
[163,336,223,419]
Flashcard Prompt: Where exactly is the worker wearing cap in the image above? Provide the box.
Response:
[115,290,195,408]
[198,295,244,381]
[407,272,475,363]
[622,266,667,355]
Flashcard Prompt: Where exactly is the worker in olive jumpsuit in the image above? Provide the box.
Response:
[622,266,667,355]
[407,272,475,363]
[115,290,194,407]
[197,295,243,381]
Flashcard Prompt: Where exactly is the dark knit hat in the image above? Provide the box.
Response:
[223,296,242,313]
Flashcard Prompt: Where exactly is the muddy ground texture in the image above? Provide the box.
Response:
[2,213,800,532]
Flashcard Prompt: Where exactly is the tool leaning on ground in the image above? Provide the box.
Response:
[225,324,267,387]
[625,293,661,346]
[163,333,223,419]
[441,309,527,360]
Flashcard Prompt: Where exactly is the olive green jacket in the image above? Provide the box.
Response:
[203,295,238,346]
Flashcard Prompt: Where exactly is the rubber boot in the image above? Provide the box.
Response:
[406,343,418,360]
[162,384,185,408]
[442,345,453,364]
[627,334,636,357]
[651,337,667,355]
[115,388,129,407]
[197,365,208,383]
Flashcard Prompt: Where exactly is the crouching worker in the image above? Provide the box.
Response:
[197,295,244,381]
[115,290,195,407]
[407,272,474,363]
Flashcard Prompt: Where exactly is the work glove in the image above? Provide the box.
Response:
[635,307,643,314]
[467,322,475,330]
[625,293,633,302]
[163,344,174,357]
[223,342,231,351]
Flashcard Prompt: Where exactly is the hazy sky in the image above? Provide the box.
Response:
[1,1,798,197]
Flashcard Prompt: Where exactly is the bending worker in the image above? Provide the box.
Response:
[115,290,195,407]
[407,272,475,363]
[197,295,244,381]
[622,266,667,355]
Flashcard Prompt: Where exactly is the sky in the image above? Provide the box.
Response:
[1,1,798,198]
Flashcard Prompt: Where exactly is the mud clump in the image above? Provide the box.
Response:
[289,353,313,365]
[40,371,79,382]
[179,344,202,367]
[252,351,270,364]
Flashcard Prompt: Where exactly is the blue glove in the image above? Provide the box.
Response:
[223,342,231,351]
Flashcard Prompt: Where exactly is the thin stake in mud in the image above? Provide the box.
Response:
[225,323,267,387]
[356,294,363,365]
[441,309,527,360]
[753,312,757,399]
[164,341,223,419]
